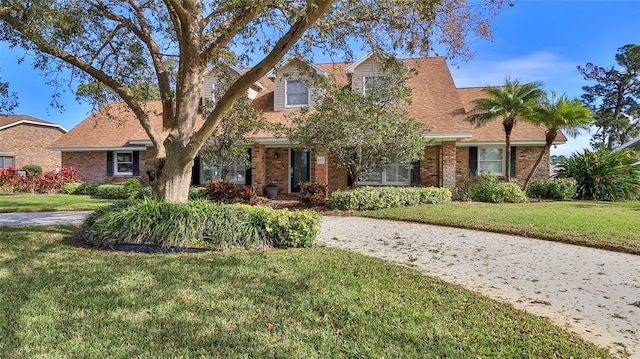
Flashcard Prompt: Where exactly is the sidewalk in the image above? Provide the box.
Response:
[0,211,92,226]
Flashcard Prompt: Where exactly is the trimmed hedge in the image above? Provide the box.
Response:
[527,178,577,201]
[457,173,527,203]
[327,186,452,210]
[81,200,319,250]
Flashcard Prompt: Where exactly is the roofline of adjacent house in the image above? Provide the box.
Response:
[49,146,148,152]
[617,134,640,150]
[457,139,567,147]
[0,120,68,132]
[345,51,409,74]
[204,63,266,91]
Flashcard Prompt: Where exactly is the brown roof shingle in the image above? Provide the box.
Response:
[51,57,562,149]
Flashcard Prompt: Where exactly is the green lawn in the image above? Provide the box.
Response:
[0,194,119,213]
[0,226,611,358]
[364,201,640,254]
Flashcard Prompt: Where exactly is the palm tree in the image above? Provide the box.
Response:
[468,77,544,181]
[523,91,591,190]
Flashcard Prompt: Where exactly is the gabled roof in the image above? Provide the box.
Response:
[0,114,67,132]
[266,55,328,78]
[204,63,266,91]
[52,56,560,150]
[345,51,409,74]
[618,134,640,151]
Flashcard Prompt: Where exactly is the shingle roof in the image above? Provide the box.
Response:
[50,57,562,149]
[0,114,67,132]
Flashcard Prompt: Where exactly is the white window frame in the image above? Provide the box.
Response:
[0,156,15,169]
[477,147,505,176]
[114,151,134,176]
[284,80,309,107]
[200,158,247,185]
[363,76,390,96]
[359,164,411,186]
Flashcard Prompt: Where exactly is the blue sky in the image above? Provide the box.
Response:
[1,0,638,157]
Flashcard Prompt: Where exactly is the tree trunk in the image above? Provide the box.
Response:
[504,120,514,182]
[524,129,557,191]
[145,145,197,203]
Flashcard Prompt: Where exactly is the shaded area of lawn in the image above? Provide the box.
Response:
[0,226,611,358]
[364,201,640,255]
[0,194,119,213]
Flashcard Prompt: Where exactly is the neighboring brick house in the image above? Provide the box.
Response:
[50,53,566,195]
[0,115,67,172]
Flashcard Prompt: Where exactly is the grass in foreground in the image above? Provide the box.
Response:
[364,201,640,254]
[0,194,119,213]
[0,226,611,358]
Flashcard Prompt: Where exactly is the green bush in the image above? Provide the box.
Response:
[81,200,319,250]
[133,186,153,199]
[73,182,101,196]
[556,148,640,201]
[527,178,577,201]
[457,173,527,203]
[327,186,451,210]
[123,178,143,196]
[60,182,83,195]
[95,184,132,199]
[21,165,42,178]
[189,186,207,200]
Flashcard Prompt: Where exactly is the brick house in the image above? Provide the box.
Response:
[0,114,67,172]
[49,53,566,195]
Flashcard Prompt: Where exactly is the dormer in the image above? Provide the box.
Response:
[202,63,265,103]
[346,51,408,95]
[266,56,328,111]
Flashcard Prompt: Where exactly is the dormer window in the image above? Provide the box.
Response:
[285,80,309,107]
[363,76,389,96]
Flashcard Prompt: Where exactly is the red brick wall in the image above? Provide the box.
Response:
[512,146,550,185]
[62,150,152,183]
[264,147,289,196]
[0,124,65,172]
[420,145,440,187]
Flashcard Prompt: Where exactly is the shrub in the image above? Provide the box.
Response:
[0,166,81,194]
[95,184,132,199]
[21,165,42,178]
[189,186,207,200]
[122,178,143,196]
[327,186,452,210]
[61,182,83,194]
[527,178,577,201]
[80,200,319,250]
[556,148,640,201]
[206,180,239,203]
[298,181,328,206]
[457,173,527,203]
[134,186,153,199]
[0,167,24,193]
[73,182,101,196]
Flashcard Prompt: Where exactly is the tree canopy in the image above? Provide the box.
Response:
[0,0,510,202]
[288,64,427,188]
[578,44,640,150]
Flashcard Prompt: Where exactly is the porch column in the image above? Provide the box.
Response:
[251,144,266,192]
[441,141,457,192]
[312,150,329,185]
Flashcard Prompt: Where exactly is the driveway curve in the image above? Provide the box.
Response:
[318,216,640,358]
[0,211,91,226]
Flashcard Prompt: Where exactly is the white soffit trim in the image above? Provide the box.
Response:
[128,140,153,146]
[423,133,473,141]
[0,120,68,133]
[618,134,640,150]
[456,140,564,147]
[49,147,147,152]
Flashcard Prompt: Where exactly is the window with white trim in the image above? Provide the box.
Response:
[114,151,134,175]
[200,158,247,185]
[363,76,389,96]
[359,164,410,186]
[478,147,504,175]
[285,80,309,106]
[0,156,14,169]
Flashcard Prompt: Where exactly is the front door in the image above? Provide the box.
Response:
[290,149,310,193]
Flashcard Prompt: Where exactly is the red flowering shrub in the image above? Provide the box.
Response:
[298,181,328,206]
[0,166,82,194]
[206,180,239,203]
[240,186,254,202]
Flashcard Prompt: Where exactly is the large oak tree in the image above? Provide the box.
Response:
[0,0,509,202]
